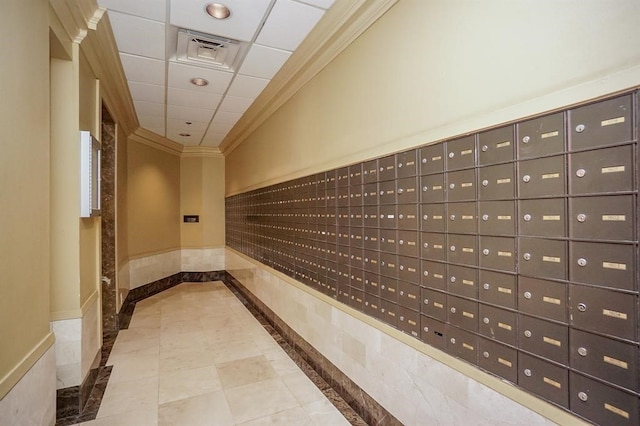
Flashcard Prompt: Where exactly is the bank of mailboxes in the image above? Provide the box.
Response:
[226,92,640,425]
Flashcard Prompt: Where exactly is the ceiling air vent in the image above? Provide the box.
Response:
[176,29,241,71]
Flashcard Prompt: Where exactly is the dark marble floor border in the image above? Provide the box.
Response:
[56,269,400,426]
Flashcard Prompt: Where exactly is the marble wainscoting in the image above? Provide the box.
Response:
[128,250,182,290]
[55,294,102,422]
[224,249,565,426]
[0,346,56,426]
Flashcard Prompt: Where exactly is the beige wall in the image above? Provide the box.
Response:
[127,139,181,257]
[226,0,640,193]
[0,0,53,398]
[181,155,226,248]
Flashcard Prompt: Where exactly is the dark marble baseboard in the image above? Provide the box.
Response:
[224,273,402,426]
[56,268,398,425]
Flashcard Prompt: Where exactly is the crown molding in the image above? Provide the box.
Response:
[49,0,103,44]
[219,0,398,156]
[130,128,184,156]
[80,11,138,136]
[182,146,224,158]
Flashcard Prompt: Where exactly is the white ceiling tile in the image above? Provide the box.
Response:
[207,122,234,134]
[201,131,227,147]
[167,105,214,122]
[120,54,166,85]
[166,128,205,146]
[98,0,166,22]
[297,0,335,9]
[128,81,165,104]
[134,100,164,117]
[138,115,165,129]
[256,0,324,51]
[166,118,209,134]
[227,75,269,99]
[238,44,291,79]
[218,95,254,113]
[167,62,233,94]
[212,111,243,125]
[108,11,165,59]
[167,87,222,110]
[169,0,271,42]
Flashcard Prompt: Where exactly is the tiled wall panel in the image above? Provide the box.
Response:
[226,91,640,425]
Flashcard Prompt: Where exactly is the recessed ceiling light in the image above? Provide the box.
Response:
[205,3,231,20]
[190,77,209,86]
[179,133,191,137]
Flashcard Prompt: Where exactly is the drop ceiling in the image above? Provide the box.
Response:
[97,0,335,147]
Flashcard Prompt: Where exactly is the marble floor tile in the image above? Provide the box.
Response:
[75,282,355,426]
[224,377,300,424]
[216,355,279,389]
[302,399,351,426]
[96,376,158,418]
[237,406,313,426]
[158,365,222,404]
[158,391,234,426]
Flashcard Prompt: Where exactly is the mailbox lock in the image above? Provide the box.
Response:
[381,284,386,290]
[399,240,404,245]
[575,124,586,133]
[423,186,429,192]
[450,276,457,283]
[398,163,403,168]
[483,351,490,358]
[398,188,404,194]
[450,337,456,344]
[399,214,404,219]
[400,290,404,296]
[523,253,532,261]
[481,145,488,152]
[424,298,429,304]
[448,152,455,158]
[524,291,532,299]
[578,347,588,357]
[424,242,429,248]
[449,183,456,190]
[483,317,490,324]
[523,214,532,222]
[522,136,530,144]
[482,179,489,186]
[483,283,490,290]
[577,213,586,223]
[379,167,384,172]
[399,265,404,271]
[524,369,532,377]
[450,214,456,220]
[522,175,531,183]
[578,392,588,402]
[576,168,586,178]
[524,330,532,338]
[422,158,428,164]
[423,271,429,277]
[482,249,490,256]
[450,307,457,313]
[450,245,456,252]
[423,326,429,332]
[380,190,385,196]
[577,303,587,312]
[482,214,489,221]
[423,214,429,220]
[577,258,587,267]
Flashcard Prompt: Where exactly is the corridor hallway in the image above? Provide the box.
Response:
[74,282,359,425]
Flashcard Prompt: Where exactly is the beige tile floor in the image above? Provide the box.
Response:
[76,282,350,426]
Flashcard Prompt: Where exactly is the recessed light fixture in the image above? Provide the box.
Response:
[205,3,231,20]
[179,133,191,137]
[190,77,209,86]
